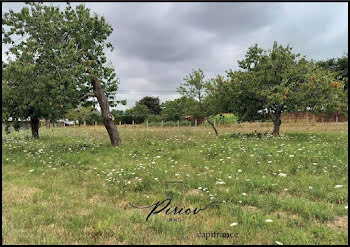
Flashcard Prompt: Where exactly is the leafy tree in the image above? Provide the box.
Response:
[177,69,207,118]
[160,97,198,122]
[316,53,348,91]
[137,96,161,115]
[161,99,183,122]
[65,106,93,125]
[125,104,149,124]
[147,114,162,123]
[111,109,125,123]
[178,69,221,135]
[87,109,102,125]
[2,3,122,145]
[226,42,346,135]
[2,57,81,138]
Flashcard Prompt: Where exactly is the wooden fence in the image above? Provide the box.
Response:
[280,112,347,123]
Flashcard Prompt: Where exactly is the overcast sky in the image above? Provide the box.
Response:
[2,2,348,110]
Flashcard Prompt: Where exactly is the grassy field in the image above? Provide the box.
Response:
[2,123,348,244]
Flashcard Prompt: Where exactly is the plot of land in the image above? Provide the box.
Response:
[2,123,348,244]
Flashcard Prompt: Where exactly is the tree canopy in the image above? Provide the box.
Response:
[137,96,161,115]
[2,3,121,144]
[221,42,347,135]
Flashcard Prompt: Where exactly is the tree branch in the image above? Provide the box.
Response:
[79,92,96,102]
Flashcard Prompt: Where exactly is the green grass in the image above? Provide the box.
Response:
[2,125,348,244]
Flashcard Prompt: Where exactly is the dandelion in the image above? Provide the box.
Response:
[230,222,238,226]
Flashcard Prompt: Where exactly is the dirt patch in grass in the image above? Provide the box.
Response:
[244,205,260,213]
[117,201,130,209]
[327,216,348,232]
[2,186,41,203]
[274,211,299,219]
[187,189,203,196]
[242,204,299,219]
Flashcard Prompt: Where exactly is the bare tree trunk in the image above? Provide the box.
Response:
[91,77,121,146]
[273,115,281,136]
[207,118,218,136]
[30,117,40,139]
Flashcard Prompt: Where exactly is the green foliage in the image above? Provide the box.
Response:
[213,113,238,125]
[147,114,162,123]
[110,109,125,123]
[316,53,348,91]
[160,97,200,121]
[177,69,208,118]
[65,106,101,125]
[137,96,161,115]
[2,2,120,131]
[203,75,233,117]
[125,104,149,124]
[224,42,347,124]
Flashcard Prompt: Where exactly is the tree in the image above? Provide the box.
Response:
[2,55,81,138]
[2,3,122,145]
[226,42,346,135]
[177,69,206,118]
[110,109,125,123]
[125,104,149,124]
[161,100,183,122]
[65,106,95,125]
[316,53,348,91]
[137,96,162,115]
[177,69,220,135]
[160,97,198,122]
